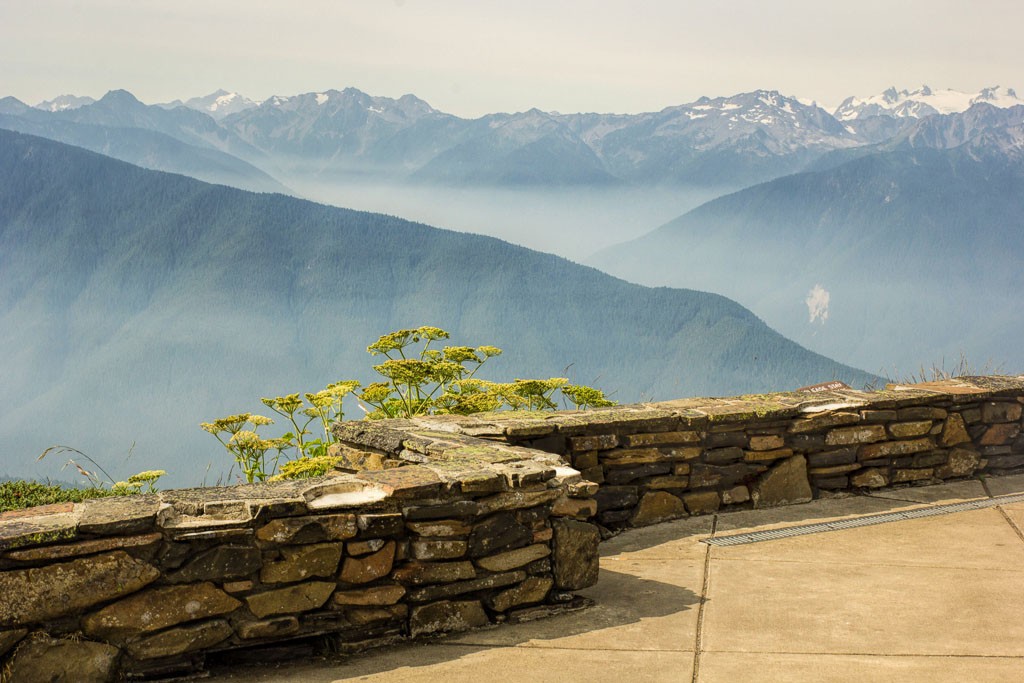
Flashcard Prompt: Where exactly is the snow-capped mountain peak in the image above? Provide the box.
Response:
[157,90,260,118]
[834,85,1022,121]
[176,90,260,119]
[34,94,96,112]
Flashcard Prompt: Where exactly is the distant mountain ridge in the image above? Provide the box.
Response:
[8,83,1019,192]
[589,104,1024,374]
[0,129,874,486]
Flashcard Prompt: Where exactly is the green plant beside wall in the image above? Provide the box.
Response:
[201,325,615,483]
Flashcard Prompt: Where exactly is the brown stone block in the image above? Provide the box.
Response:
[888,421,934,438]
[962,407,982,423]
[935,448,980,478]
[892,468,934,483]
[5,635,119,683]
[256,514,357,544]
[339,540,396,584]
[333,584,407,607]
[409,600,490,637]
[406,571,525,602]
[621,431,701,447]
[237,615,300,640]
[473,544,548,573]
[682,490,721,515]
[354,466,444,498]
[859,410,898,422]
[788,412,861,433]
[813,475,850,489]
[743,448,794,462]
[687,465,722,489]
[751,456,812,508]
[593,486,639,512]
[805,448,857,467]
[347,538,388,556]
[644,475,691,490]
[468,512,533,557]
[223,580,254,594]
[2,532,162,563]
[705,431,749,448]
[0,510,78,552]
[980,423,1021,446]
[897,406,947,420]
[704,446,744,464]
[665,447,703,461]
[345,604,408,626]
[410,539,468,561]
[83,581,240,641]
[0,551,160,628]
[748,434,785,451]
[126,619,233,660]
[825,425,886,446]
[807,463,861,475]
[552,519,600,590]
[983,454,1024,469]
[981,401,1023,423]
[244,581,335,619]
[630,491,687,526]
[788,433,826,451]
[572,450,599,470]
[405,519,471,537]
[912,452,949,468]
[600,448,668,465]
[488,576,554,612]
[604,463,671,485]
[168,544,262,584]
[940,413,971,446]
[551,496,597,519]
[850,467,889,488]
[475,488,561,516]
[858,437,933,460]
[391,560,476,585]
[261,543,343,583]
[568,434,618,451]
[721,485,750,505]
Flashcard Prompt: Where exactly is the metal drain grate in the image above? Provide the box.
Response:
[703,492,1024,546]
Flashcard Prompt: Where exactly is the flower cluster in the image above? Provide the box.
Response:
[202,326,616,482]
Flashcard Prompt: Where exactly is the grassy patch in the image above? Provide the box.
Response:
[0,480,117,514]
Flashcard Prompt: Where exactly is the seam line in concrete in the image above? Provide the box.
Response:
[980,476,995,498]
[978,475,1024,544]
[996,506,1024,544]
[691,514,717,683]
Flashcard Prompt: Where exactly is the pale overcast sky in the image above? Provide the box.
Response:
[1,0,1020,116]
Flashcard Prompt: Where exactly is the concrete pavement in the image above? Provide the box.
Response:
[210,474,1024,682]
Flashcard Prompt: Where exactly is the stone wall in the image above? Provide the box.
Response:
[332,376,1024,530]
[4,375,1023,681]
[0,437,598,682]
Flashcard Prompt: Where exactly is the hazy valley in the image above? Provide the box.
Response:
[2,82,1022,485]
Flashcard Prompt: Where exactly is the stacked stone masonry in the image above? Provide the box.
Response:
[0,437,598,681]
[3,376,1024,681]
[331,376,1024,529]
